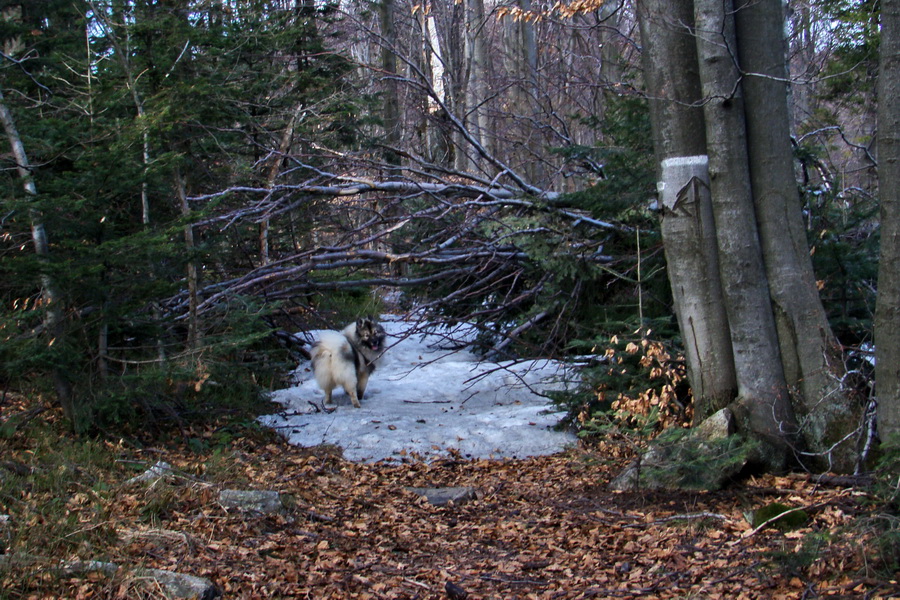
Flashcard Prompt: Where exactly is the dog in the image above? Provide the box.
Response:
[311,317,386,408]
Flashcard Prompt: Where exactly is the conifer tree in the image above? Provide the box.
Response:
[0,0,359,430]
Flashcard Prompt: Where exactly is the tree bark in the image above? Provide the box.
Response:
[464,0,492,173]
[175,168,201,350]
[876,0,900,441]
[636,0,737,421]
[379,0,401,165]
[439,2,469,172]
[693,0,797,468]
[735,0,858,471]
[413,2,438,162]
[0,91,74,420]
[260,103,304,266]
[511,0,544,184]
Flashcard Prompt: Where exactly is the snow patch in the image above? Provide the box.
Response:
[259,316,578,462]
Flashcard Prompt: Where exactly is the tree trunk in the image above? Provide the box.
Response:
[441,2,469,172]
[636,0,737,421]
[693,0,797,469]
[511,0,544,184]
[786,1,819,135]
[413,2,435,162]
[89,1,153,225]
[876,0,900,442]
[379,0,401,165]
[90,0,168,362]
[260,103,303,266]
[735,0,859,472]
[464,0,491,173]
[175,168,201,350]
[0,91,74,420]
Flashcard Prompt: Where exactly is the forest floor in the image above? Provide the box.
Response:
[1,395,898,600]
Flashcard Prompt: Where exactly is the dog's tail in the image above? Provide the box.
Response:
[312,331,360,385]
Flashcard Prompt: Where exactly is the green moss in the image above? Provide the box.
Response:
[751,502,810,531]
[640,431,759,491]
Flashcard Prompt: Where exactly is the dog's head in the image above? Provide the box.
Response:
[356,317,386,352]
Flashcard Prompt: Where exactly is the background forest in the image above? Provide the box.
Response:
[0,0,886,455]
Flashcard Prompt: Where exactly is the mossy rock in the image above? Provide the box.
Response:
[750,502,809,531]
[611,427,758,491]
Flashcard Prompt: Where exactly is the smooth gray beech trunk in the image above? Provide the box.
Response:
[636,0,737,421]
[693,0,797,468]
[735,0,859,471]
[876,0,900,442]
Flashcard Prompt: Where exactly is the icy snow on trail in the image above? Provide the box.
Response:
[259,316,578,462]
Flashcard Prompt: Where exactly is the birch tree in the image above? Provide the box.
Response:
[0,5,75,419]
[0,91,74,419]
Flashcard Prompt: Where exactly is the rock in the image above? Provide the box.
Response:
[445,580,469,600]
[0,555,119,577]
[138,568,220,599]
[696,408,736,440]
[126,461,174,486]
[608,459,642,492]
[56,560,120,577]
[610,413,754,492]
[0,554,217,599]
[219,489,286,514]
[406,486,477,507]
[0,514,10,544]
[749,502,810,531]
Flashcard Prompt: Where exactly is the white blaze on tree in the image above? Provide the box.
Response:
[633,0,866,476]
[636,0,737,421]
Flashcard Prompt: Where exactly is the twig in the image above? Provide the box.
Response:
[809,473,874,488]
[403,578,431,590]
[479,574,548,586]
[402,399,452,404]
[624,511,728,528]
[703,561,762,587]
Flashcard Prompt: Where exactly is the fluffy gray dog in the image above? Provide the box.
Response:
[311,317,386,408]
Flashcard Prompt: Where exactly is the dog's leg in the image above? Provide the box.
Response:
[323,386,333,405]
[356,370,370,402]
[347,388,361,409]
